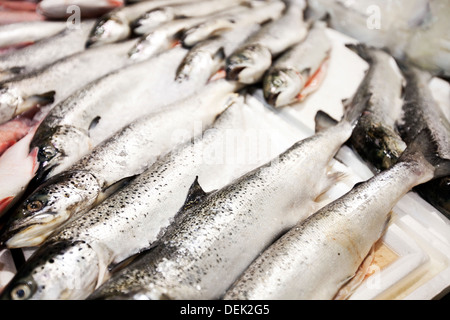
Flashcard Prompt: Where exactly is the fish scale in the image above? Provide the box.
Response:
[87,119,352,300]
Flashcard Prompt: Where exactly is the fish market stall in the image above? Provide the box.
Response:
[0,0,449,301]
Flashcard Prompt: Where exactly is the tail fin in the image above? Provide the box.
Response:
[314,110,338,133]
[398,128,450,179]
[345,43,374,64]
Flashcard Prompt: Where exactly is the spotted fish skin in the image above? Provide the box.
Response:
[87,120,352,300]
[222,141,437,300]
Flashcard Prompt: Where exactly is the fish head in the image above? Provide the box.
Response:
[0,241,100,300]
[263,67,304,108]
[1,171,101,248]
[132,7,175,35]
[0,85,24,122]
[86,13,130,48]
[31,125,92,182]
[226,44,272,84]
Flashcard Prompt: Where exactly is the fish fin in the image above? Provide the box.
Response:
[314,169,349,205]
[345,43,373,63]
[88,116,101,135]
[97,175,137,204]
[314,110,338,133]
[179,176,212,212]
[398,128,450,179]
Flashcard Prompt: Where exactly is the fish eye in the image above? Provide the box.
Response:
[10,283,32,300]
[26,200,44,212]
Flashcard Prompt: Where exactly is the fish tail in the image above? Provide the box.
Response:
[398,128,450,179]
[345,43,374,63]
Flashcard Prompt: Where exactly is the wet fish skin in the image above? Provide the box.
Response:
[0,39,138,125]
[344,44,406,171]
[0,20,96,82]
[262,21,331,108]
[226,4,308,84]
[87,120,352,300]
[86,0,200,48]
[2,80,240,249]
[223,147,436,300]
[37,0,124,19]
[0,90,246,300]
[181,1,286,48]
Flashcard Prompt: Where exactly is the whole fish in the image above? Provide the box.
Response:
[181,0,286,48]
[0,38,139,125]
[37,0,124,19]
[132,0,246,35]
[86,0,200,48]
[86,120,352,300]
[29,47,208,183]
[0,20,95,82]
[226,4,308,84]
[0,21,66,49]
[222,129,448,300]
[1,80,241,249]
[0,89,256,300]
[343,44,406,171]
[262,21,331,108]
[175,23,261,82]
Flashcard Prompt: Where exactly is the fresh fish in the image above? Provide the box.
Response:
[226,4,308,84]
[132,0,246,35]
[0,86,250,300]
[0,20,96,82]
[342,44,406,171]
[0,10,44,26]
[128,17,209,61]
[86,0,200,48]
[222,129,448,300]
[86,119,352,300]
[37,0,124,19]
[30,47,208,183]
[1,79,241,249]
[262,21,331,108]
[181,0,286,48]
[0,38,139,125]
[0,21,66,49]
[0,1,38,12]
[175,23,261,82]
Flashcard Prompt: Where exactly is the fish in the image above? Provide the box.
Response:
[86,119,352,300]
[0,38,139,125]
[175,23,261,82]
[0,87,253,300]
[131,0,246,36]
[0,10,45,26]
[36,0,124,19]
[0,21,66,49]
[0,116,34,156]
[29,47,208,183]
[86,0,201,48]
[0,1,38,12]
[262,21,331,108]
[0,20,96,82]
[342,44,406,171]
[222,128,448,300]
[0,79,241,249]
[226,4,308,84]
[181,0,286,48]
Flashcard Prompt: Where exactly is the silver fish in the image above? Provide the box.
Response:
[0,39,139,125]
[86,120,352,300]
[1,80,241,249]
[30,47,208,183]
[181,0,286,48]
[0,21,67,49]
[86,0,200,48]
[0,20,96,82]
[132,0,246,35]
[262,21,331,108]
[226,4,308,84]
[222,130,447,300]
[0,89,253,300]
[175,23,261,82]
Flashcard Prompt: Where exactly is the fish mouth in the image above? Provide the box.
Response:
[265,92,280,107]
[226,66,246,81]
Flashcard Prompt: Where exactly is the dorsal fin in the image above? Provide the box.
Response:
[180,176,211,212]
